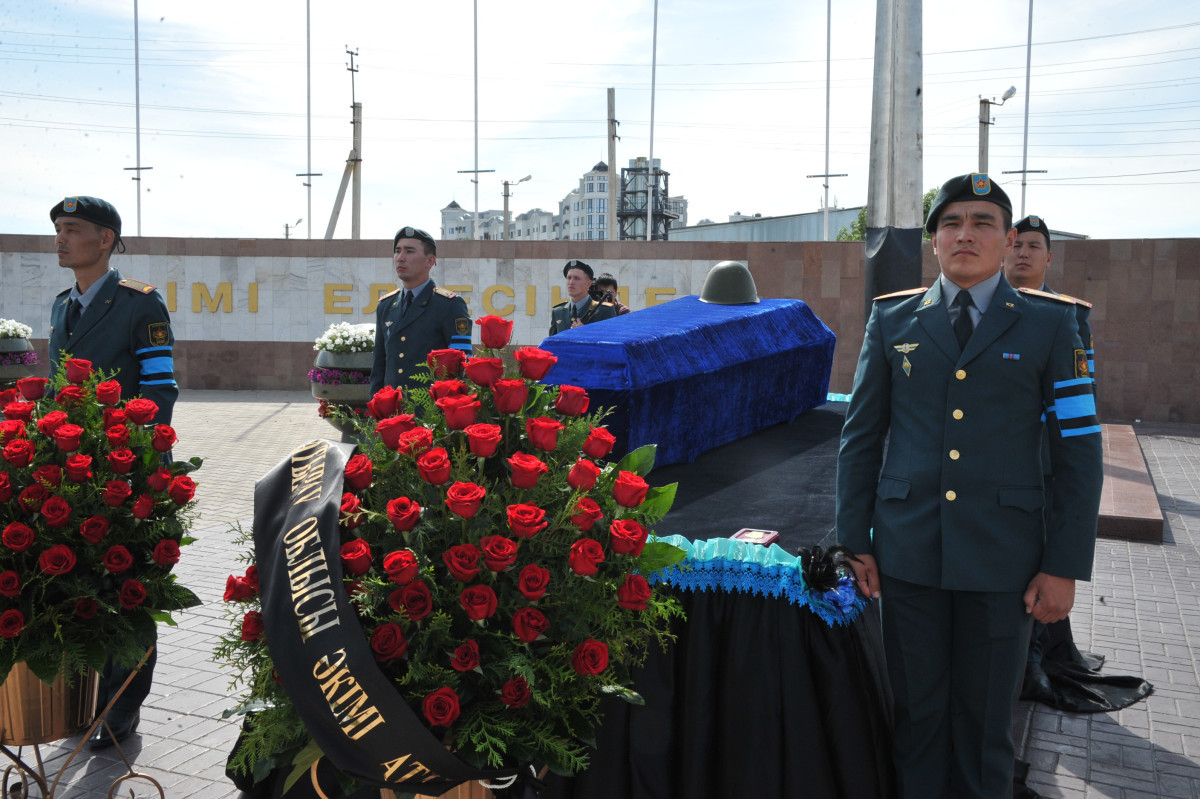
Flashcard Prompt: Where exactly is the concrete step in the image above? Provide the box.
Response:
[1098,424,1164,543]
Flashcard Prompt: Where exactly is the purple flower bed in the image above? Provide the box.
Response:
[0,351,39,367]
[308,367,370,386]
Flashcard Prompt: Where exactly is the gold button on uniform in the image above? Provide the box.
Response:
[953,409,964,420]
[398,353,404,358]
[949,450,960,460]
[945,490,957,501]
[400,336,406,342]
[955,369,967,380]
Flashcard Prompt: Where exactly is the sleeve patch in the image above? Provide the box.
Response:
[1075,348,1089,379]
[454,317,472,336]
[148,322,171,346]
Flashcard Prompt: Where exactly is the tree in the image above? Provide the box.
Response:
[836,188,939,241]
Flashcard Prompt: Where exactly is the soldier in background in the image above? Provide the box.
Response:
[548,260,616,335]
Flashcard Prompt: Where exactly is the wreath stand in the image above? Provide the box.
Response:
[0,647,164,799]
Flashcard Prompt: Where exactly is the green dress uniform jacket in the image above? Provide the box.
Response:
[548,297,617,336]
[370,281,472,395]
[836,276,1102,592]
[48,269,178,425]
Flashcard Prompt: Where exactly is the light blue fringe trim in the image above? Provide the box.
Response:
[646,535,867,628]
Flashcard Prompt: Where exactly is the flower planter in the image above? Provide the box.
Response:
[310,382,372,403]
[0,337,37,383]
[0,664,99,746]
[316,350,374,371]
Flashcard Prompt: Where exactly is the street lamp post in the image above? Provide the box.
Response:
[978,86,1016,173]
[502,176,531,241]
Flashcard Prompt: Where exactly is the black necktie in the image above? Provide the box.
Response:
[66,299,82,335]
[953,291,975,351]
[570,303,579,321]
[400,290,412,316]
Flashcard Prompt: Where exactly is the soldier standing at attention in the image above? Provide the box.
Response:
[836,175,1103,798]
[49,195,178,748]
[370,226,472,395]
[548,260,617,335]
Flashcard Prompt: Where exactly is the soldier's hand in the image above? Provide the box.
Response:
[1023,572,1075,623]
[571,319,583,328]
[848,553,881,599]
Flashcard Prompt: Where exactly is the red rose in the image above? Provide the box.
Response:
[55,386,86,407]
[75,598,98,619]
[518,564,551,601]
[35,410,68,437]
[245,565,260,591]
[16,377,49,401]
[465,423,502,457]
[0,474,9,504]
[464,357,504,388]
[459,584,498,621]
[397,427,434,458]
[344,454,373,492]
[445,481,487,519]
[19,484,48,513]
[102,544,134,573]
[0,609,24,639]
[569,538,605,576]
[65,454,93,482]
[224,574,255,602]
[571,638,609,675]
[386,497,422,532]
[506,504,548,540]
[3,439,35,468]
[513,347,557,380]
[0,420,25,445]
[370,622,408,661]
[435,394,480,430]
[427,348,466,378]
[383,549,419,585]
[151,424,178,453]
[0,389,16,406]
[417,447,452,485]
[512,607,548,644]
[4,402,35,423]
[124,398,159,425]
[79,515,109,544]
[450,640,480,672]
[376,415,417,449]
[397,580,432,621]
[340,492,364,529]
[570,498,604,531]
[617,573,652,610]
[508,452,549,490]
[147,467,172,492]
[167,475,196,504]
[476,315,513,349]
[95,380,122,405]
[119,579,147,609]
[241,611,265,641]
[366,385,402,419]
[107,448,138,475]
[582,427,617,459]
[102,408,128,429]
[555,385,590,417]
[567,458,600,491]
[0,571,19,598]
[429,379,469,401]
[3,523,35,552]
[106,424,130,449]
[33,464,63,489]
[480,535,518,572]
[102,480,132,506]
[492,379,528,414]
[613,471,649,508]
[526,417,564,451]
[41,496,73,528]
[340,538,373,576]
[153,539,181,566]
[500,676,531,708]
[53,423,84,452]
[610,518,650,556]
[443,544,482,582]
[64,358,93,383]
[422,687,460,728]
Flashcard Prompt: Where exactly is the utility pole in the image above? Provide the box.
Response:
[124,0,152,235]
[502,176,531,241]
[978,86,1016,173]
[607,88,619,241]
[297,0,321,239]
[326,47,363,239]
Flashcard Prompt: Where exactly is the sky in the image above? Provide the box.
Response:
[1,0,1197,241]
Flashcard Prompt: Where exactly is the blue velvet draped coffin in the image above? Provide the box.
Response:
[539,296,836,466]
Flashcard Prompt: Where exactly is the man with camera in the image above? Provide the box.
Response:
[548,260,617,335]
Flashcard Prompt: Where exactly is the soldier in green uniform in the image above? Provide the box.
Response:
[48,195,178,748]
[836,175,1103,798]
[548,260,617,336]
[370,226,472,395]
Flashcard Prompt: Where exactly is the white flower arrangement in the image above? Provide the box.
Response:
[313,322,375,353]
[0,319,34,340]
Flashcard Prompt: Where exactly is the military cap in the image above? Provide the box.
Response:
[50,196,122,238]
[1014,215,1051,247]
[925,173,1012,233]
[393,226,437,255]
[563,259,594,280]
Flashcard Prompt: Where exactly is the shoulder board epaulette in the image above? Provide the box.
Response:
[1017,287,1076,305]
[118,277,157,294]
[1055,292,1092,309]
[379,287,402,301]
[553,300,569,308]
[873,287,927,302]
[433,287,457,299]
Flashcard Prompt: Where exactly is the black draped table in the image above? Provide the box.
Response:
[543,536,897,799]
